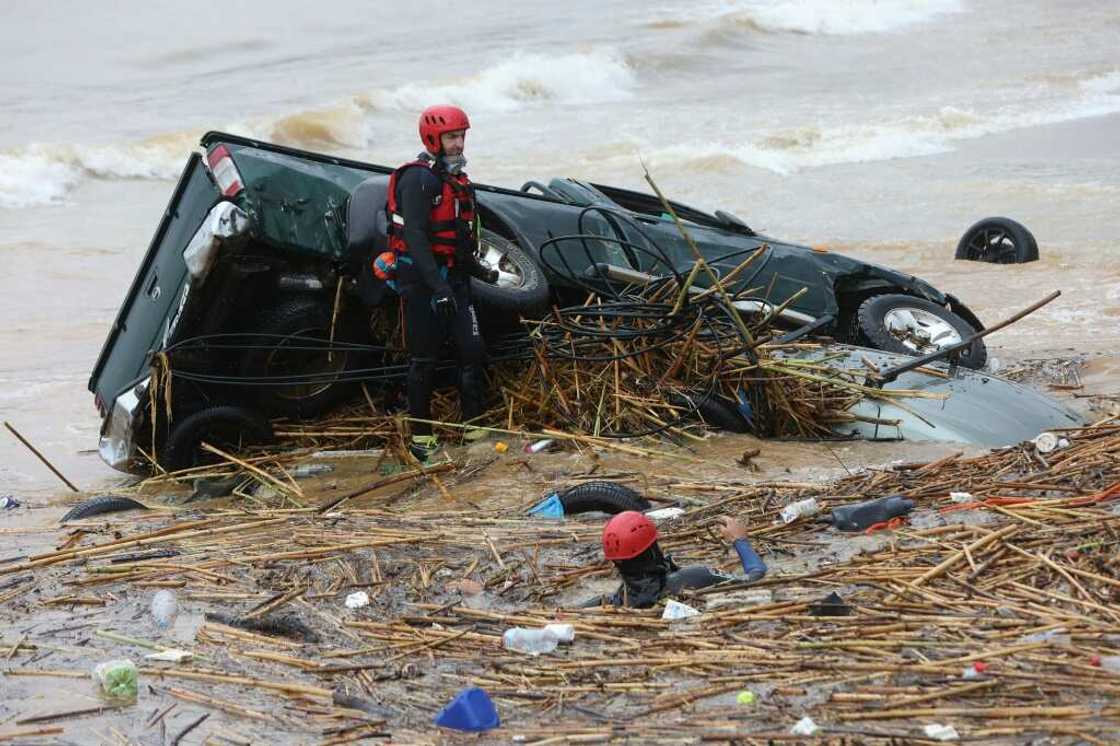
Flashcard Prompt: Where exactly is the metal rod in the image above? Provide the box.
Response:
[3,421,80,493]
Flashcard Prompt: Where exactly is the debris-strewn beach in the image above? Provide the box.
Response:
[3,383,1119,742]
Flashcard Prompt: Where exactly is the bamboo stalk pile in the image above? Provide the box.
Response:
[3,417,1119,742]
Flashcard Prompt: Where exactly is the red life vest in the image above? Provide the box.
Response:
[386,159,476,268]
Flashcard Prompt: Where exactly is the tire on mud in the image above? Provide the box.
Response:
[60,495,148,522]
[160,405,274,472]
[558,481,652,515]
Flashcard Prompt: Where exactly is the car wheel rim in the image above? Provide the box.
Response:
[264,326,347,401]
[966,228,1018,263]
[883,307,962,353]
[478,239,526,289]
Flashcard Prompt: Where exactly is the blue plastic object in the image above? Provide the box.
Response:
[433,686,500,732]
[527,492,565,519]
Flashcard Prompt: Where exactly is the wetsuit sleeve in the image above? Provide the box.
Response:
[663,539,768,594]
[732,538,767,582]
[397,167,451,295]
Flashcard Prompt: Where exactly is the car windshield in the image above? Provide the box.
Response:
[588,182,720,228]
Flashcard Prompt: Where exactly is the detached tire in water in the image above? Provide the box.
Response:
[160,405,274,472]
[559,481,652,515]
[855,293,987,370]
[955,217,1038,264]
[60,495,148,522]
[470,229,551,315]
[239,297,361,419]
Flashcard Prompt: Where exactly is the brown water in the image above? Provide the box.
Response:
[1,0,1118,498]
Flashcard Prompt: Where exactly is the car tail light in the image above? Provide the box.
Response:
[206,145,244,198]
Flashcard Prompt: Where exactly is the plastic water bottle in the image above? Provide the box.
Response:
[543,624,575,643]
[502,627,559,655]
[292,463,334,479]
[150,590,178,630]
[780,498,820,524]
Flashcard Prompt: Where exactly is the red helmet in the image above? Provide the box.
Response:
[419,105,470,154]
[602,511,658,561]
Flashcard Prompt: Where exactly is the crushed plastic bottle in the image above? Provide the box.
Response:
[292,463,334,479]
[524,439,554,454]
[662,600,701,620]
[543,623,575,643]
[961,661,989,679]
[646,506,686,521]
[92,659,138,701]
[790,716,819,736]
[949,491,973,503]
[1097,655,1120,672]
[150,589,178,630]
[502,627,560,655]
[780,497,820,524]
[923,723,960,741]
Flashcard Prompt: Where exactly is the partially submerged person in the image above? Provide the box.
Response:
[584,512,767,608]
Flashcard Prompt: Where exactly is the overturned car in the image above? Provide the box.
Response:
[89,133,1064,473]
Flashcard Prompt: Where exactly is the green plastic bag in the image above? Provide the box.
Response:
[93,659,138,701]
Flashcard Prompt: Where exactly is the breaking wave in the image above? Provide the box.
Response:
[364,50,636,112]
[649,0,964,35]
[0,103,371,209]
[646,71,1120,174]
[0,51,634,209]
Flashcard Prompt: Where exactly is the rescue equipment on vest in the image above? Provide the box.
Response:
[386,159,477,267]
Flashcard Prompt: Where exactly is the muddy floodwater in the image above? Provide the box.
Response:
[2,0,1119,742]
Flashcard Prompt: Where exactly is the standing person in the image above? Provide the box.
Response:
[584,512,767,608]
[386,105,498,460]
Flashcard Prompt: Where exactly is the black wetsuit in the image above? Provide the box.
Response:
[584,538,768,609]
[395,160,491,435]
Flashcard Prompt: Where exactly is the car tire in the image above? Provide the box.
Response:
[954,217,1038,264]
[558,481,652,515]
[668,390,752,433]
[161,405,274,472]
[239,297,361,419]
[856,294,987,369]
[60,495,148,522]
[470,230,551,314]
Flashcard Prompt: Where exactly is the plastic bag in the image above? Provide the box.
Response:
[92,658,138,701]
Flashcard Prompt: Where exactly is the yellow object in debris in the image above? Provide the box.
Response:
[736,690,756,705]
[494,442,509,453]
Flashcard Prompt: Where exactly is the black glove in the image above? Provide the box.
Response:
[483,268,499,284]
[431,288,458,324]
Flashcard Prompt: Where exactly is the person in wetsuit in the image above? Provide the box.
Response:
[386,105,498,460]
[584,511,767,608]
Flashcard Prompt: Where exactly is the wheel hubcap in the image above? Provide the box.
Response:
[477,239,525,289]
[883,307,962,353]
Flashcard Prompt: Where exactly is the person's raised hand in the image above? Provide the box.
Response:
[718,515,747,542]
